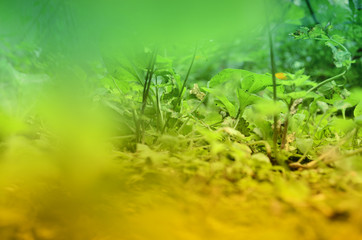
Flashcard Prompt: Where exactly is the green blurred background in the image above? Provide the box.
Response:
[0,0,361,132]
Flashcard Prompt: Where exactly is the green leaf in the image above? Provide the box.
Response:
[209,68,272,93]
[346,89,362,106]
[253,99,286,116]
[238,89,261,114]
[251,153,271,166]
[236,117,251,137]
[308,25,327,38]
[242,73,272,93]
[208,69,243,88]
[279,91,319,100]
[316,101,329,113]
[334,100,352,110]
[325,41,351,68]
[354,102,362,117]
[355,116,362,127]
[332,118,355,133]
[203,88,237,117]
[276,75,315,87]
[295,138,313,154]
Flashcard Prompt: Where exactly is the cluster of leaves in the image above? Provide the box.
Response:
[93,28,362,169]
[292,25,353,69]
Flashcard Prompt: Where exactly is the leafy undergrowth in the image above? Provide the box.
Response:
[1,1,362,239]
[0,134,362,240]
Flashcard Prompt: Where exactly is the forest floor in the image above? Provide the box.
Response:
[0,136,362,240]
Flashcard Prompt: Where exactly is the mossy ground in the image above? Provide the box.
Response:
[0,135,361,240]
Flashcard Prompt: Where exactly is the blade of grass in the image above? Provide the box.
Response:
[162,45,198,134]
[141,48,158,114]
[266,15,279,163]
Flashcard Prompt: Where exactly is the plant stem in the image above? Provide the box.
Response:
[306,70,346,94]
[304,0,320,24]
[267,20,279,162]
[281,100,293,149]
[137,48,158,142]
[176,45,198,106]
[155,76,164,130]
[133,109,141,142]
[313,38,349,52]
